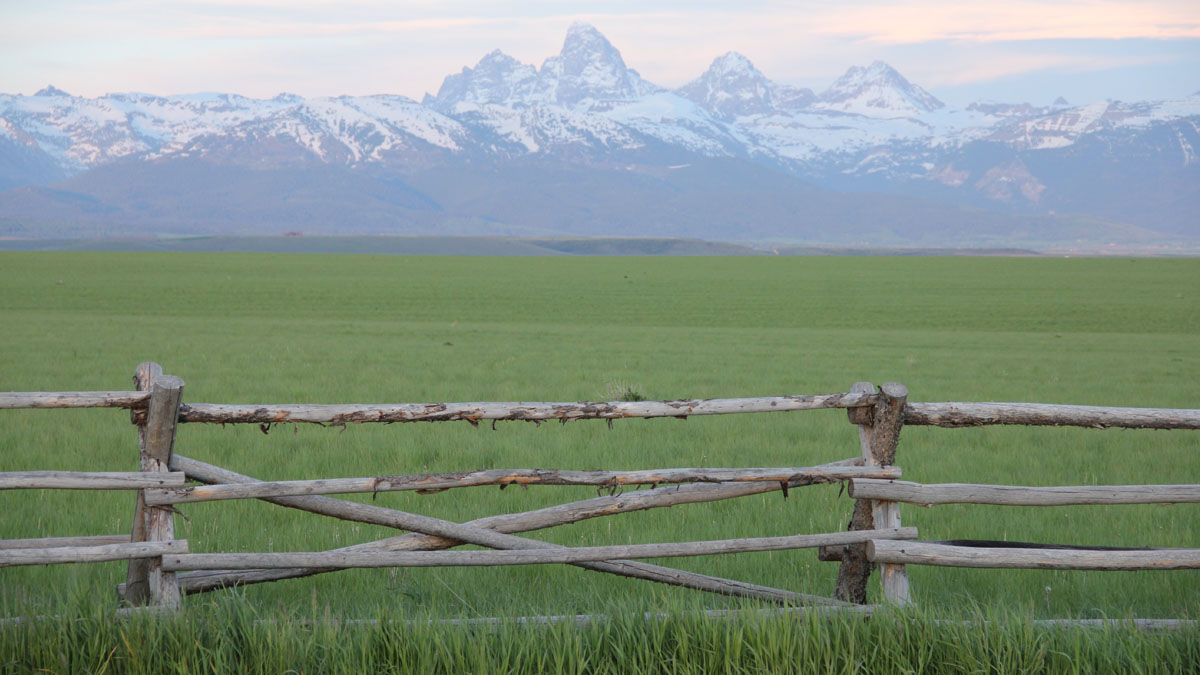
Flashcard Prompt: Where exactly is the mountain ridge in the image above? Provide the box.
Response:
[1,23,1197,247]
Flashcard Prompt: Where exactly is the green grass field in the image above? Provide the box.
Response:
[1,253,1198,660]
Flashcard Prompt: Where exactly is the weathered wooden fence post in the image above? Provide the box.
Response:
[835,381,909,604]
[123,363,184,609]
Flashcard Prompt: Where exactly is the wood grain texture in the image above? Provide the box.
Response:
[145,465,899,505]
[0,471,186,490]
[125,366,183,609]
[0,540,186,567]
[1,535,130,550]
[175,392,879,425]
[0,391,150,409]
[837,382,909,605]
[849,479,1200,506]
[163,529,917,571]
[123,362,161,606]
[869,540,1200,570]
[904,402,1200,429]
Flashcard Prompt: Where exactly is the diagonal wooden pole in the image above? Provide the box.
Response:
[160,456,854,607]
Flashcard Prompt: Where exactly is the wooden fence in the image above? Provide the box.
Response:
[2,362,1199,618]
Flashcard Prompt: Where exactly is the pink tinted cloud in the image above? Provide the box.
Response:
[813,1,1200,43]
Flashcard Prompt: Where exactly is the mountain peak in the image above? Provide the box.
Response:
[710,52,757,75]
[429,49,537,111]
[538,23,657,107]
[818,61,943,116]
[866,60,899,75]
[34,85,71,97]
[678,52,777,118]
[565,21,605,41]
[478,49,521,68]
[557,22,625,69]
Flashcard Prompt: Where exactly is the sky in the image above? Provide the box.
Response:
[3,0,1199,106]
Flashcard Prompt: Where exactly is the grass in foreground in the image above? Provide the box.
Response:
[2,595,1198,674]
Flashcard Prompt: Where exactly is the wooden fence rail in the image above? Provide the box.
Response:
[0,471,186,490]
[0,391,150,410]
[868,540,1200,571]
[0,541,187,567]
[164,528,918,571]
[171,392,877,425]
[904,402,1200,430]
[848,479,1200,506]
[143,465,899,505]
[5,388,1195,430]
[0,535,131,550]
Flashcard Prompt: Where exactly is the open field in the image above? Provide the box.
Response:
[1,252,1198,627]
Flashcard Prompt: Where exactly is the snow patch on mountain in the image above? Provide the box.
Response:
[604,92,739,156]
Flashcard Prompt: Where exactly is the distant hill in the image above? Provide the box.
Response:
[0,235,1058,256]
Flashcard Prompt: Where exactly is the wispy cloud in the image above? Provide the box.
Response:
[919,51,1175,88]
[811,1,1200,43]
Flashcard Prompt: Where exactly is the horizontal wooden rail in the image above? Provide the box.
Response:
[904,402,1200,430]
[146,465,899,505]
[0,540,187,567]
[868,540,1200,570]
[173,392,878,425]
[0,391,150,410]
[1,535,131,550]
[8,389,1196,430]
[164,528,917,571]
[848,479,1200,506]
[0,471,187,490]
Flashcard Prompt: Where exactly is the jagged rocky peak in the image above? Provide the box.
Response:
[429,49,537,111]
[34,85,71,98]
[819,60,943,116]
[678,52,777,118]
[538,22,658,107]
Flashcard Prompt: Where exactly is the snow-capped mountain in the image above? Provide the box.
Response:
[537,22,661,108]
[1,23,1197,246]
[426,50,536,112]
[815,61,944,116]
[0,88,471,175]
[428,23,658,113]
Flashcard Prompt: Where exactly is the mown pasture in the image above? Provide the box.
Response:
[1,252,1197,624]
